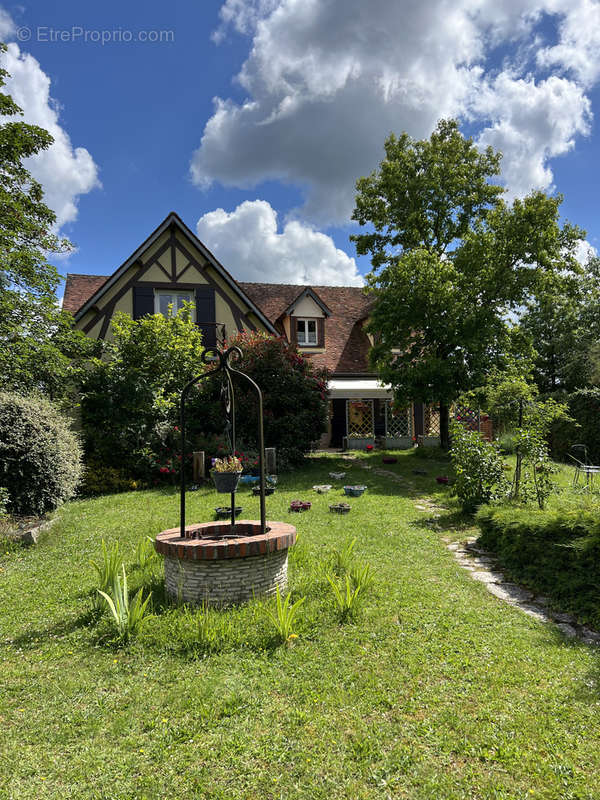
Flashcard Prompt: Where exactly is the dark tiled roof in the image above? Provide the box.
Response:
[62,274,108,313]
[63,274,374,375]
[239,283,373,374]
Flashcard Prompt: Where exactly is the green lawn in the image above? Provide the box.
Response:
[1,450,599,800]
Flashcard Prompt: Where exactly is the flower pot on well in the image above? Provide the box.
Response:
[211,470,243,494]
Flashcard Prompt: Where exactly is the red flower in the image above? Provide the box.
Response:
[159,467,169,474]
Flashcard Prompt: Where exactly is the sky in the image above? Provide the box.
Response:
[1,0,600,298]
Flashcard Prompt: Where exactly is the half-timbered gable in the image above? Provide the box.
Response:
[66,212,277,345]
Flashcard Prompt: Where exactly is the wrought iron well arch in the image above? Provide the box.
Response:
[179,345,267,537]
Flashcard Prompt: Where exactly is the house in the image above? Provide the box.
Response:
[64,212,442,448]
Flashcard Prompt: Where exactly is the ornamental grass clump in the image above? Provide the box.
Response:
[264,586,305,644]
[98,565,152,643]
[91,539,121,610]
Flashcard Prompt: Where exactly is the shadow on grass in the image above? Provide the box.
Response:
[409,508,478,535]
[3,607,101,651]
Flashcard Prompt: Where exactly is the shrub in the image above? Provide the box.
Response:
[450,421,508,513]
[0,487,8,519]
[476,504,600,627]
[0,392,82,516]
[80,460,143,497]
[196,332,329,467]
[80,307,204,483]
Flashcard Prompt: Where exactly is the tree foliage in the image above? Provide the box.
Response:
[80,306,205,480]
[0,43,96,399]
[352,119,583,447]
[520,255,600,394]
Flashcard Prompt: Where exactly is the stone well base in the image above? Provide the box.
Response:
[154,520,296,607]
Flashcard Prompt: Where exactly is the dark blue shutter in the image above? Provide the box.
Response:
[195,286,216,348]
[133,286,154,320]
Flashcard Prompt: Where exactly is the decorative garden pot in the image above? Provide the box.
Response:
[215,506,243,519]
[252,485,275,496]
[289,500,311,512]
[436,476,449,484]
[382,457,398,464]
[211,470,243,494]
[329,472,346,481]
[313,484,332,494]
[329,502,351,514]
[343,485,367,497]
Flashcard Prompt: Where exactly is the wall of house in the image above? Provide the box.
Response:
[290,296,325,318]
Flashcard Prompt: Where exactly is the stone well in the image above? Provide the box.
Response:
[154,520,296,606]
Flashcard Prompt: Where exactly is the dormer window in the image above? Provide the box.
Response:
[297,318,318,346]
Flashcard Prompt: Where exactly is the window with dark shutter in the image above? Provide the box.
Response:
[132,286,155,320]
[195,286,217,348]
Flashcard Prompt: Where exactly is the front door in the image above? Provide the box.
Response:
[330,399,347,447]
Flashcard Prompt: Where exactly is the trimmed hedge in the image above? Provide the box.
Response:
[0,392,82,516]
[476,504,600,627]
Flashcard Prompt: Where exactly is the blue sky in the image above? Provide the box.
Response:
[1,0,600,295]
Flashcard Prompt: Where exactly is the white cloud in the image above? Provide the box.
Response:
[537,0,600,87]
[196,199,364,285]
[0,6,15,39]
[191,0,600,223]
[575,238,597,265]
[0,42,100,229]
[473,73,592,198]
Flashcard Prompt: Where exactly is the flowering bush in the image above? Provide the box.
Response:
[195,332,328,467]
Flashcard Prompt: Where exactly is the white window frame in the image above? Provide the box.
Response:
[297,317,318,346]
[154,289,195,321]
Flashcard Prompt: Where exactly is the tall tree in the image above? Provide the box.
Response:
[352,119,583,447]
[0,42,95,399]
[520,255,600,394]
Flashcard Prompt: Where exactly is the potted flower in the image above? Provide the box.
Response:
[215,506,243,519]
[343,485,367,497]
[329,502,351,514]
[289,500,311,513]
[210,456,243,493]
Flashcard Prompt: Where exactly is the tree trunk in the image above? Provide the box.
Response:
[440,401,450,450]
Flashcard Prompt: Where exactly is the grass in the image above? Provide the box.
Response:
[1,449,599,799]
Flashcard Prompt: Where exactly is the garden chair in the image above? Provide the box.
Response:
[568,445,600,489]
